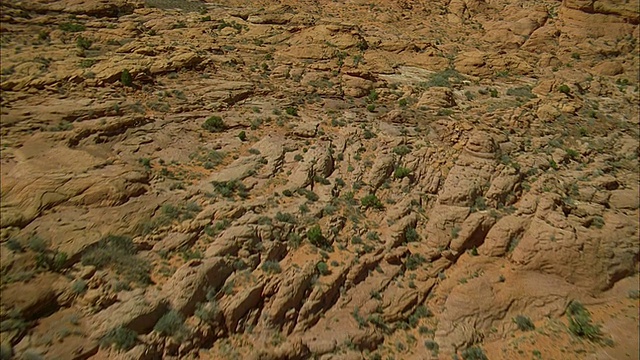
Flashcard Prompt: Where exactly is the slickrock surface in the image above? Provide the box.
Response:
[1,0,638,359]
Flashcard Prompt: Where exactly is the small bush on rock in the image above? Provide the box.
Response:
[202,116,226,132]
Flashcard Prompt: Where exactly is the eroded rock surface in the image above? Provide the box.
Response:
[0,0,638,359]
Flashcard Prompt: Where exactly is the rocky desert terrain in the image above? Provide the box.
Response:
[0,0,639,359]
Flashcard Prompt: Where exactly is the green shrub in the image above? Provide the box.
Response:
[394,166,411,179]
[6,238,24,252]
[361,194,384,210]
[393,145,411,156]
[404,228,419,242]
[238,131,247,141]
[506,86,535,99]
[202,116,226,132]
[451,226,461,239]
[558,84,571,94]
[366,104,376,112]
[28,236,48,252]
[298,188,319,202]
[566,301,602,341]
[285,106,298,116]
[154,310,186,339]
[421,68,463,88]
[352,307,367,328]
[76,36,92,50]
[120,69,133,87]
[100,326,138,351]
[59,22,85,32]
[424,340,439,354]
[307,225,330,249]
[513,315,535,331]
[194,301,219,322]
[405,254,426,271]
[287,232,302,249]
[0,342,11,360]
[261,260,282,274]
[82,235,151,285]
[461,346,488,360]
[275,212,296,224]
[211,180,247,198]
[71,279,88,295]
[316,261,330,276]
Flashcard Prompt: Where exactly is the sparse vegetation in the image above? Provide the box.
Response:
[59,22,85,32]
[81,235,151,285]
[100,326,138,351]
[361,194,384,210]
[461,346,488,360]
[154,310,186,339]
[513,315,535,331]
[566,301,603,342]
[261,260,282,274]
[316,261,330,275]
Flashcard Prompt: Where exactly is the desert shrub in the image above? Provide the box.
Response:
[461,346,488,360]
[298,188,319,202]
[6,238,24,252]
[566,301,602,341]
[394,166,411,179]
[471,196,487,212]
[100,326,138,351]
[0,342,11,360]
[287,232,302,249]
[275,212,296,224]
[194,301,219,322]
[405,254,426,271]
[285,106,298,116]
[513,315,535,331]
[316,261,330,276]
[154,310,186,338]
[404,227,419,243]
[76,36,92,50]
[307,225,331,249]
[238,131,247,141]
[506,86,536,99]
[558,84,571,94]
[59,22,85,32]
[120,69,133,87]
[363,128,376,139]
[424,340,439,351]
[421,68,464,88]
[81,235,151,285]
[352,307,367,328]
[367,314,389,332]
[211,180,248,198]
[361,194,384,210]
[145,0,205,12]
[71,279,88,295]
[451,226,461,239]
[202,116,226,132]
[261,260,282,274]
[393,145,411,156]
[28,236,48,252]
